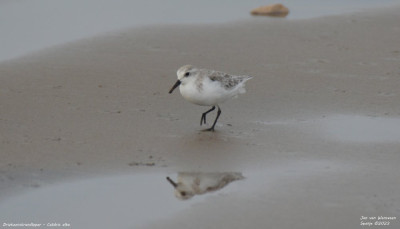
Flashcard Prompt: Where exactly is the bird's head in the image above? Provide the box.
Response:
[169,65,197,93]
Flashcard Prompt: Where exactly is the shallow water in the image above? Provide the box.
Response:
[0,172,243,228]
[0,173,195,228]
[0,160,345,229]
[258,115,400,143]
[316,115,400,143]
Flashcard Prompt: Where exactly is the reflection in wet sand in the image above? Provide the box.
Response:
[166,172,244,200]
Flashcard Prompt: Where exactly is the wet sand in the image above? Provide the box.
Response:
[1,5,400,229]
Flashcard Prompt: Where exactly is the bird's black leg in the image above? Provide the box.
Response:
[203,106,221,132]
[200,106,215,126]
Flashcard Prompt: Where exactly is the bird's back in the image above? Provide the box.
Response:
[205,70,252,91]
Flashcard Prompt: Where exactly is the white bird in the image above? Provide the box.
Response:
[169,65,252,131]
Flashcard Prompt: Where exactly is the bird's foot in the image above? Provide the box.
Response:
[202,127,215,132]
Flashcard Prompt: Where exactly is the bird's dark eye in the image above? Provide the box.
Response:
[184,72,190,77]
[180,191,186,196]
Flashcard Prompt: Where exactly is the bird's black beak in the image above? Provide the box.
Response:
[169,80,181,94]
[166,177,178,188]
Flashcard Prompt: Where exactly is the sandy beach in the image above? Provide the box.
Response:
[1,4,400,229]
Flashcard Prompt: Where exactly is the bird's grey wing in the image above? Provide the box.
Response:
[208,71,250,90]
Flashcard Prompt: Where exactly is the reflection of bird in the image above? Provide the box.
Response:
[166,172,244,200]
[169,65,252,131]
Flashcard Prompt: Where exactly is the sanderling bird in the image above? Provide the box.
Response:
[169,65,252,131]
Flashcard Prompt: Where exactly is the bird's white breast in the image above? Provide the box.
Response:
[179,77,243,106]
